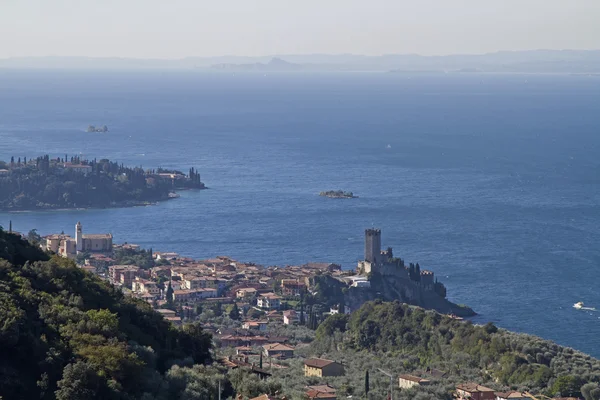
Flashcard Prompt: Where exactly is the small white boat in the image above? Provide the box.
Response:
[574,302,584,309]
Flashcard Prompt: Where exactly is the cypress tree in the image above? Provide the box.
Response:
[299,289,305,325]
[365,370,370,397]
[229,303,240,320]
[166,281,174,305]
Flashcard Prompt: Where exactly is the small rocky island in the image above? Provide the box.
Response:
[319,190,358,199]
[87,125,108,132]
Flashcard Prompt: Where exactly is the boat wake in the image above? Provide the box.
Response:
[574,302,597,312]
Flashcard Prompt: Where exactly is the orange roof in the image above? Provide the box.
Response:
[263,343,295,351]
[260,293,282,299]
[304,358,338,368]
[399,374,429,384]
[306,391,337,399]
[456,383,495,393]
[306,385,336,393]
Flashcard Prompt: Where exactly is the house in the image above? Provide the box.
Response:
[306,390,336,399]
[263,343,294,359]
[156,309,177,317]
[303,262,341,272]
[423,367,447,379]
[303,358,345,377]
[173,288,218,303]
[62,163,93,174]
[283,310,299,325]
[257,293,281,310]
[455,383,496,400]
[250,395,287,400]
[281,279,306,296]
[242,321,269,332]
[236,346,254,355]
[155,252,179,261]
[494,392,529,400]
[236,287,258,299]
[306,385,336,394]
[306,385,337,399]
[131,277,160,298]
[398,374,430,389]
[164,315,182,326]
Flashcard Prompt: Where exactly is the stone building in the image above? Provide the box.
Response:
[44,222,112,259]
[364,228,381,264]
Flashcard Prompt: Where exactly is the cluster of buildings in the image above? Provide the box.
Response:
[31,223,572,400]
[44,222,112,259]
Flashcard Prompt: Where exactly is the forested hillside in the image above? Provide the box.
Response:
[297,300,600,399]
[0,156,204,210]
[0,229,214,400]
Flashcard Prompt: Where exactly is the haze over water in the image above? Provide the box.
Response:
[0,70,599,357]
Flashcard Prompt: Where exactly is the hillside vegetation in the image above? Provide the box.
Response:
[294,300,600,399]
[0,155,204,210]
[0,229,214,400]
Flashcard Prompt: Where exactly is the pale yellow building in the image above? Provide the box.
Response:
[304,358,344,377]
[398,374,430,389]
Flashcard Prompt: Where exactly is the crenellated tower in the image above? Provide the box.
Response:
[364,228,381,265]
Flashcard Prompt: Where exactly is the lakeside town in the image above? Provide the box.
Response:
[2,221,583,400]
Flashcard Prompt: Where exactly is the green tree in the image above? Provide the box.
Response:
[551,375,583,397]
[299,289,306,325]
[166,281,174,305]
[181,323,213,364]
[27,229,42,244]
[228,303,240,320]
[582,383,600,400]
[55,362,104,400]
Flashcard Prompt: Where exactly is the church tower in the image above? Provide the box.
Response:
[364,228,381,264]
[75,221,83,252]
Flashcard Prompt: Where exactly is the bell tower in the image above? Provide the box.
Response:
[75,221,83,252]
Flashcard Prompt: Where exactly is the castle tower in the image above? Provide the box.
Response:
[75,221,83,252]
[364,228,381,264]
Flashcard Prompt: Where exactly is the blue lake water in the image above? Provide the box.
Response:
[0,69,599,357]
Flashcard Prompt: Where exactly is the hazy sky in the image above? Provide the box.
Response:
[2,0,600,58]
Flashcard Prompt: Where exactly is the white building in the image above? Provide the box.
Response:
[257,293,281,310]
[283,310,299,325]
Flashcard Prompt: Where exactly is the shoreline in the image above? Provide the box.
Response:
[1,187,207,213]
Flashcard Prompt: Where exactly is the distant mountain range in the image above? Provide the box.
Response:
[2,50,600,73]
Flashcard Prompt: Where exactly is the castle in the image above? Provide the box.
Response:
[358,228,435,288]
[44,222,112,259]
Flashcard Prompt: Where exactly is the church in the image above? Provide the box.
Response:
[44,222,112,259]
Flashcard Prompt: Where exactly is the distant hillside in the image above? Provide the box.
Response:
[2,50,600,72]
[211,57,302,71]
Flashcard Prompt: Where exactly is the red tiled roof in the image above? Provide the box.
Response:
[306,390,337,399]
[456,383,495,393]
[304,358,337,368]
[399,374,429,384]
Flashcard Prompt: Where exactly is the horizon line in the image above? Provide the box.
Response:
[1,48,599,62]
